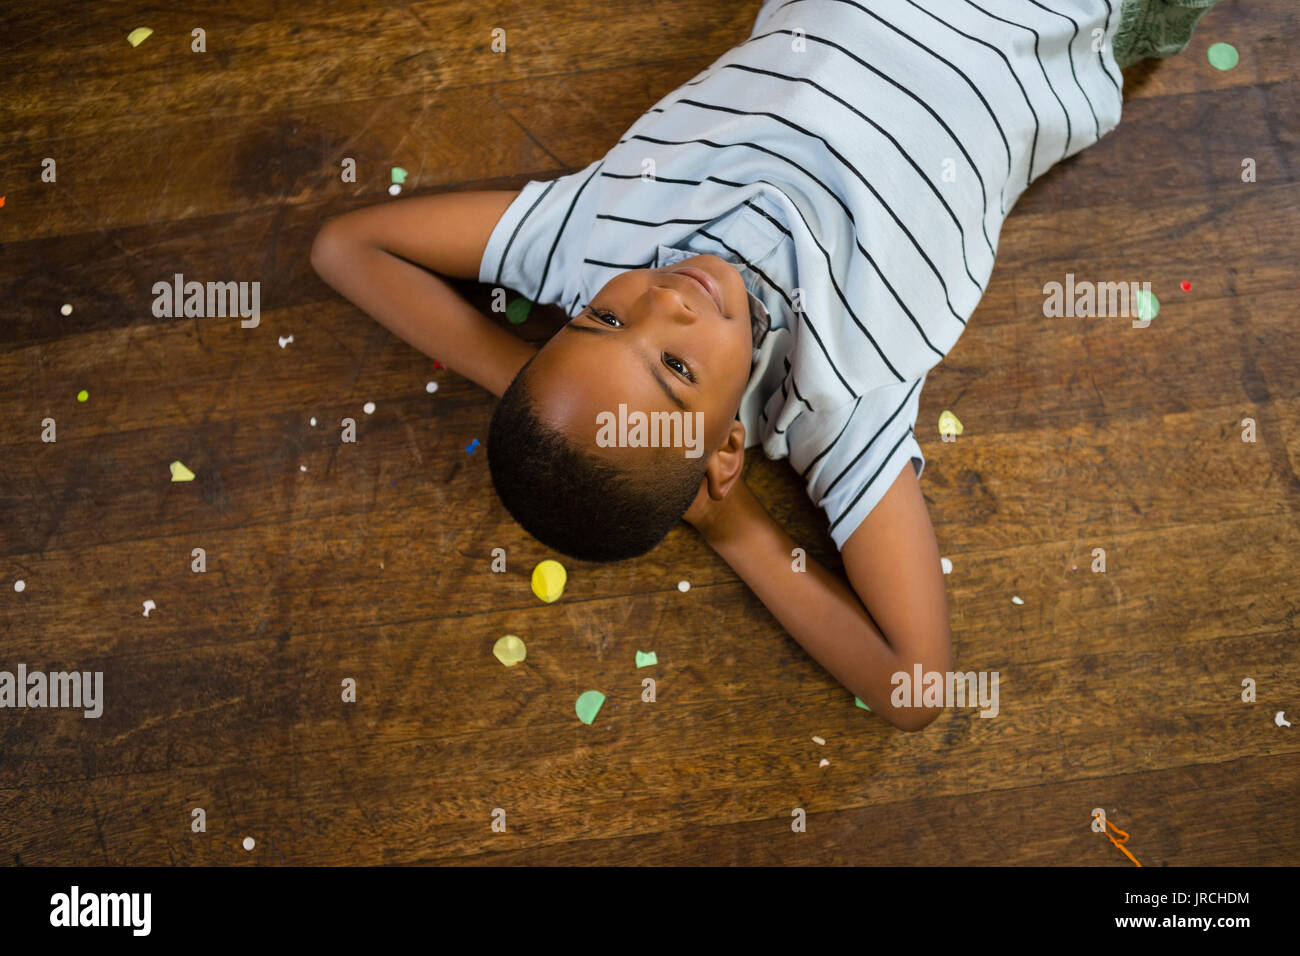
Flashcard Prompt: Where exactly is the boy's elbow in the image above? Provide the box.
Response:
[310,220,349,280]
[894,706,942,733]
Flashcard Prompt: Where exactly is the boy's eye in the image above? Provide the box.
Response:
[584,307,696,383]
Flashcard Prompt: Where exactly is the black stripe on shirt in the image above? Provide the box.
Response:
[827,426,918,537]
[1026,0,1102,141]
[900,0,1042,188]
[773,0,1015,215]
[962,0,1073,161]
[823,378,922,500]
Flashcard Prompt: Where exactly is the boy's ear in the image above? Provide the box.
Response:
[704,418,747,501]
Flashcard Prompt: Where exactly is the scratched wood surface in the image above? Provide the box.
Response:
[0,0,1297,866]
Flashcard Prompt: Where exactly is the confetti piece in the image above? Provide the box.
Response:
[1105,819,1141,867]
[242,837,255,851]
[493,634,527,666]
[1207,42,1239,71]
[635,650,658,668]
[0,196,5,207]
[388,183,401,197]
[299,465,307,472]
[363,401,375,415]
[506,297,532,325]
[61,303,73,316]
[433,361,443,370]
[677,580,690,592]
[466,438,480,454]
[169,460,195,482]
[854,696,872,712]
[1134,289,1159,321]
[13,580,25,593]
[812,735,825,745]
[1180,281,1192,292]
[575,690,606,725]
[142,599,156,617]
[77,389,89,403]
[938,409,963,437]
[1012,595,1024,605]
[531,559,567,603]
[127,27,153,47]
[309,417,318,426]
[390,167,408,185]
[1276,711,1292,728]
[940,557,952,574]
[425,381,438,393]
[278,335,293,348]
[819,758,830,768]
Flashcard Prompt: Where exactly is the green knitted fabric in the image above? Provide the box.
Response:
[1112,0,1221,69]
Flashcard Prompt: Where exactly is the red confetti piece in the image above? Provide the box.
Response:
[433,361,443,369]
[0,196,6,207]
[1180,281,1191,291]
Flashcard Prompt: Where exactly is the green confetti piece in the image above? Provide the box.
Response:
[1207,43,1239,71]
[1135,288,1159,321]
[635,650,658,668]
[127,27,153,47]
[506,297,532,325]
[76,389,89,402]
[390,167,408,184]
[854,696,872,712]
[575,690,605,725]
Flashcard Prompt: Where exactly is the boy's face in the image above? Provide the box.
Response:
[521,254,754,464]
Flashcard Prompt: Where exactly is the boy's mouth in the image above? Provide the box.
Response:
[673,266,726,315]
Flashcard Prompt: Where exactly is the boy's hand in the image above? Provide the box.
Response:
[683,474,747,538]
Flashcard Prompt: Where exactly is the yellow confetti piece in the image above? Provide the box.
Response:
[127,27,153,47]
[531,559,566,603]
[169,460,195,482]
[493,634,527,666]
[938,409,964,437]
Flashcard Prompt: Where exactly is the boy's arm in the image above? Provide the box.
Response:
[696,462,953,731]
[310,190,538,398]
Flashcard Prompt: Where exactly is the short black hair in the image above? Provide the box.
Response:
[487,358,707,563]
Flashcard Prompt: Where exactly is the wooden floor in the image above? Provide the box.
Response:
[1,1,1296,866]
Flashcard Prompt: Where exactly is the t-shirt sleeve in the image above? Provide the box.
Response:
[477,158,604,317]
[808,376,928,552]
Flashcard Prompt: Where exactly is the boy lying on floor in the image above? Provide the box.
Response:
[311,0,1219,730]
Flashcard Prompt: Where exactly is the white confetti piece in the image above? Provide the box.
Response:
[299,465,307,472]
[242,837,255,851]
[940,557,952,574]
[425,381,438,393]
[309,417,318,427]
[1011,595,1024,605]
[278,335,293,348]
[818,758,830,768]
[14,580,25,592]
[142,599,156,617]
[677,580,690,592]
[812,735,825,746]
[363,401,375,415]
[60,303,73,316]
[1276,712,1292,728]
[388,183,401,196]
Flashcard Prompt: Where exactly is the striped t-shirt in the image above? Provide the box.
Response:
[479,0,1125,549]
